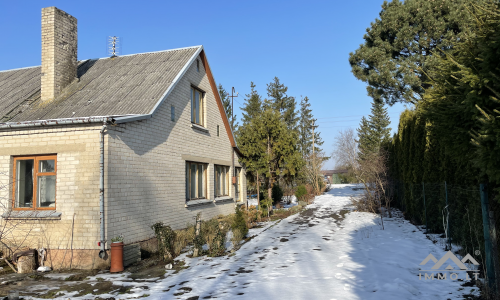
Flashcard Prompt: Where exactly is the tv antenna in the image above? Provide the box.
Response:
[107,36,121,57]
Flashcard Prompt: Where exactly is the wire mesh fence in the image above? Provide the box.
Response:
[388,180,500,281]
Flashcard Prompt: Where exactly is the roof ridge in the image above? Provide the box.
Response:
[92,45,203,61]
[0,65,40,74]
[0,45,203,73]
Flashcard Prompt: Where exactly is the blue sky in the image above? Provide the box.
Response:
[0,0,408,168]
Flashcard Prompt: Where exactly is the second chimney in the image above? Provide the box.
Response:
[41,7,77,103]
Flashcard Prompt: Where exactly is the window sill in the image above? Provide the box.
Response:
[214,196,233,203]
[185,199,213,207]
[191,123,209,133]
[2,210,61,220]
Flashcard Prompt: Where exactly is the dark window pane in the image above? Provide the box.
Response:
[39,160,55,172]
[15,160,34,208]
[37,175,56,207]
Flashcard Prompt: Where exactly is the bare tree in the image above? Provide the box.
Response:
[303,151,328,195]
[0,172,37,271]
[332,129,391,224]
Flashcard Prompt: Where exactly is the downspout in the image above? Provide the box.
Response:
[98,120,108,259]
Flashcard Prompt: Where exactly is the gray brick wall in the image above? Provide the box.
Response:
[106,55,246,244]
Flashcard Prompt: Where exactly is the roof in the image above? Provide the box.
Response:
[321,170,348,176]
[0,45,240,152]
[0,46,200,122]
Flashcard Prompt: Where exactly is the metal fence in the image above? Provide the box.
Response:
[388,180,500,294]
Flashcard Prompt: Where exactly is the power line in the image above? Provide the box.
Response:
[316,115,365,120]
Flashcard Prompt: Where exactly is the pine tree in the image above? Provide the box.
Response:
[265,77,298,132]
[357,100,391,160]
[299,96,313,157]
[240,82,262,126]
[349,0,485,105]
[298,96,324,157]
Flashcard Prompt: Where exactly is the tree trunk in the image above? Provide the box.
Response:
[17,256,35,274]
[256,171,260,207]
[267,135,272,202]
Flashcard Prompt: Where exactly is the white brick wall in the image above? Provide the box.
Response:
[0,125,102,250]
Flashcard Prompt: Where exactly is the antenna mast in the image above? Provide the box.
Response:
[107,36,121,57]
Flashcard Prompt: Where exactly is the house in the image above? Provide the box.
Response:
[321,170,348,184]
[0,7,246,269]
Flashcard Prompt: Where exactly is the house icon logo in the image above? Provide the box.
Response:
[419,251,480,281]
[420,251,479,271]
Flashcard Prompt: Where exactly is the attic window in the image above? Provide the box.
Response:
[196,60,200,72]
[217,125,220,136]
[191,87,204,126]
[171,105,175,122]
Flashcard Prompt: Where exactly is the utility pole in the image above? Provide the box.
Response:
[228,87,239,192]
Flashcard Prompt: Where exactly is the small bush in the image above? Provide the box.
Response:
[295,185,307,202]
[151,222,176,261]
[260,196,273,216]
[208,222,227,257]
[271,184,283,206]
[231,228,244,248]
[245,205,262,227]
[232,206,248,237]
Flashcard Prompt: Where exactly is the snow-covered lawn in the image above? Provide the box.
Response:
[26,184,479,299]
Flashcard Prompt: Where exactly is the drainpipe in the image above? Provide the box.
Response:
[98,120,108,259]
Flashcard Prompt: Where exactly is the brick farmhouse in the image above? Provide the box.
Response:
[0,7,246,269]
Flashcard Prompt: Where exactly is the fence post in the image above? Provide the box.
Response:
[445,181,451,250]
[422,182,427,234]
[480,183,497,294]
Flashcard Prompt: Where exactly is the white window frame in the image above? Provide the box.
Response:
[235,167,242,202]
[214,165,229,198]
[185,161,207,201]
[191,87,204,126]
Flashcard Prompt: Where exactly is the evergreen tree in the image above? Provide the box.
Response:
[298,96,323,157]
[349,0,485,105]
[218,84,238,132]
[265,77,298,132]
[237,107,302,200]
[357,100,391,159]
[240,82,262,126]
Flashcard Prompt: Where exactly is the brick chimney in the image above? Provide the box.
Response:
[41,7,77,102]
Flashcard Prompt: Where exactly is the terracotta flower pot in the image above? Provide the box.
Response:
[110,242,124,273]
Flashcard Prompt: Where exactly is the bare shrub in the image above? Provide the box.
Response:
[0,171,37,265]
[332,129,390,225]
[231,229,243,249]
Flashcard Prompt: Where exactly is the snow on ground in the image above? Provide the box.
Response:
[31,184,479,299]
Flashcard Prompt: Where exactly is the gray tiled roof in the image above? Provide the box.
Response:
[0,46,200,122]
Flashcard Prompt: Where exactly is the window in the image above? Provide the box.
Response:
[13,155,56,210]
[185,161,207,200]
[196,59,200,72]
[215,165,229,197]
[171,105,175,122]
[235,167,242,201]
[191,87,204,126]
[217,125,220,137]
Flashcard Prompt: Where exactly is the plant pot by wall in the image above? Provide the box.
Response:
[110,242,124,273]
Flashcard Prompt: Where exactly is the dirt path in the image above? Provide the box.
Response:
[13,184,479,299]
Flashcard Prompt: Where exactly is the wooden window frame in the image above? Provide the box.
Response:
[191,86,205,126]
[12,155,57,211]
[235,167,242,202]
[214,165,230,198]
[185,161,208,201]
